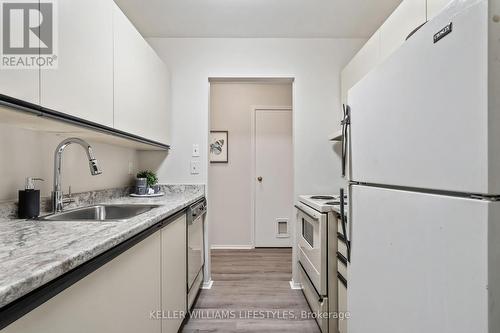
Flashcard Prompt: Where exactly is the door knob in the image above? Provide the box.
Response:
[257,176,263,182]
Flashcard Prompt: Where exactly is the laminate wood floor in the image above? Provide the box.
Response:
[182,248,320,333]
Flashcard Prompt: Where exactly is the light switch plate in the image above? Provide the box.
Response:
[192,144,200,157]
[190,161,200,174]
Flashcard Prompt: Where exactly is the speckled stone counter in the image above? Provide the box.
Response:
[0,184,204,308]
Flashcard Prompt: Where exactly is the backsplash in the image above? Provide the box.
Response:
[0,184,205,220]
[0,123,139,202]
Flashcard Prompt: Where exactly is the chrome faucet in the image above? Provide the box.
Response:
[52,138,102,213]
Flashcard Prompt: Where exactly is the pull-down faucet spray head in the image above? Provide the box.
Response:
[52,138,102,212]
[86,146,102,176]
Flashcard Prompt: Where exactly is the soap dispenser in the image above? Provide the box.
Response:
[18,177,44,219]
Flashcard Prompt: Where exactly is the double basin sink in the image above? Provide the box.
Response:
[38,204,161,222]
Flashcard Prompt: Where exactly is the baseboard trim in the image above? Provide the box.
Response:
[289,280,302,290]
[210,245,255,250]
[202,280,214,289]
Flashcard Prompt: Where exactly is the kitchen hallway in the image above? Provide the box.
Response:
[182,249,319,333]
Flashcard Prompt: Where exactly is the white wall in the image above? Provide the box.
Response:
[144,37,364,282]
[0,123,138,202]
[146,38,363,191]
[209,82,292,247]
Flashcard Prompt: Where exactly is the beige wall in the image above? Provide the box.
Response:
[0,123,138,202]
[209,81,292,247]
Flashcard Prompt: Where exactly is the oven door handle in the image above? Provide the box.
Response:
[294,204,320,221]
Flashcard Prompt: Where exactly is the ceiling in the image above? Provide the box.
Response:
[113,0,403,39]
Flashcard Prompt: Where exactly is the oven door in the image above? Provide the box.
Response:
[296,202,328,295]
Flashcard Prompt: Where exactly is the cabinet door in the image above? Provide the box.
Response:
[379,0,427,61]
[0,3,39,105]
[161,214,187,333]
[3,232,162,333]
[0,70,39,105]
[113,5,169,144]
[427,0,452,20]
[341,30,380,105]
[40,0,113,126]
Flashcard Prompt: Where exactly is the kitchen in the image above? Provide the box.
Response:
[0,0,499,332]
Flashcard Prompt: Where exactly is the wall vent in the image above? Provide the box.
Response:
[276,219,289,238]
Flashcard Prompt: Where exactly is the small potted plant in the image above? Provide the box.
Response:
[136,170,159,194]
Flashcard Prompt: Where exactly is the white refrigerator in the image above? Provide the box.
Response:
[345,0,500,332]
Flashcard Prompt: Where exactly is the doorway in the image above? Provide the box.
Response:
[207,78,294,249]
[253,107,293,247]
[186,78,309,332]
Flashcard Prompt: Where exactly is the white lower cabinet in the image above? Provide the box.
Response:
[2,232,162,333]
[161,214,187,333]
[3,213,189,333]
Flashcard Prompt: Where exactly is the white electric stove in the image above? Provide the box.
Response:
[298,194,348,214]
[296,193,348,332]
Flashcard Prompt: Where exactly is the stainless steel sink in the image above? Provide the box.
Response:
[38,204,161,222]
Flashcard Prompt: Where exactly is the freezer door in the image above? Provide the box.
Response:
[348,0,497,195]
[348,185,490,333]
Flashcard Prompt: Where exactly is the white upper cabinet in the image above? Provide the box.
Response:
[113,5,170,144]
[341,31,381,105]
[427,0,453,20]
[379,0,427,61]
[0,5,39,105]
[40,0,114,127]
[1,0,169,145]
[0,67,39,106]
[341,0,428,105]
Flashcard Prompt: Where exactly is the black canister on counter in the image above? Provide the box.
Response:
[18,177,44,219]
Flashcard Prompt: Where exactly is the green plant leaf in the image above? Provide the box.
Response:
[136,170,158,187]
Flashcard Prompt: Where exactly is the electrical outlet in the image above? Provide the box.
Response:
[192,144,200,157]
[190,161,200,174]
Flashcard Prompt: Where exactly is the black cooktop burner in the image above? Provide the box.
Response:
[310,195,335,200]
[326,201,347,206]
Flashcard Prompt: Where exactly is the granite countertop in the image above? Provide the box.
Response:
[0,185,204,309]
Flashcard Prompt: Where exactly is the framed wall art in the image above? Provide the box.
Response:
[209,130,228,163]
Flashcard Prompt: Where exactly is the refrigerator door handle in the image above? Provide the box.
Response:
[340,188,351,262]
[405,21,428,41]
[341,105,351,178]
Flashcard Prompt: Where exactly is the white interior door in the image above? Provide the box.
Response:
[254,108,293,247]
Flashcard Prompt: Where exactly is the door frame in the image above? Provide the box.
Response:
[250,105,293,248]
